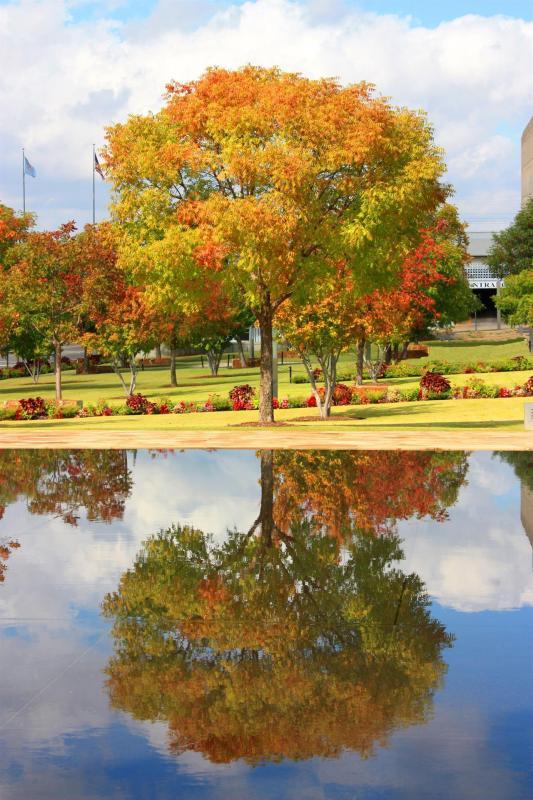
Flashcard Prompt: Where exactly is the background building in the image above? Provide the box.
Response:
[465,231,502,323]
[522,115,533,205]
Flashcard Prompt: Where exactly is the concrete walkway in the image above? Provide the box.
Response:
[0,430,531,450]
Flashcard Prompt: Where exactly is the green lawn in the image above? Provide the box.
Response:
[416,336,529,365]
[1,338,531,431]
[0,345,531,408]
[0,396,528,431]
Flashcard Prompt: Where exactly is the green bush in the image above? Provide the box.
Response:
[287,395,307,409]
[292,374,309,384]
[385,356,533,379]
[400,387,420,402]
[209,394,232,411]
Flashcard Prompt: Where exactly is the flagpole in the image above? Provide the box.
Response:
[92,143,96,224]
[22,148,26,214]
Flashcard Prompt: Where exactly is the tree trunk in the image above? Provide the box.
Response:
[128,358,137,396]
[302,355,324,417]
[169,342,177,387]
[393,343,400,363]
[259,450,274,546]
[207,349,221,376]
[112,360,129,396]
[400,342,409,361]
[236,334,248,367]
[54,341,62,401]
[356,340,364,386]
[258,303,274,423]
[384,343,393,365]
[83,346,89,374]
[155,344,162,360]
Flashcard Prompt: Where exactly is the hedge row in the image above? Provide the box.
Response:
[291,355,533,383]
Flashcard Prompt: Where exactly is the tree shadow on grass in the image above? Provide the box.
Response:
[426,338,524,349]
[327,402,522,430]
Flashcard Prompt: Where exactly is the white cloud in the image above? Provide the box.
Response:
[0,0,532,228]
[399,452,533,612]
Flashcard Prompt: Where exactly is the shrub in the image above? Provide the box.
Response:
[366,390,385,403]
[332,383,353,405]
[272,397,289,409]
[419,372,451,395]
[208,394,232,411]
[286,396,306,409]
[125,393,149,414]
[523,375,533,396]
[401,387,420,402]
[305,383,353,409]
[229,384,255,410]
[385,389,403,403]
[173,401,196,414]
[292,374,308,384]
[15,396,48,420]
[336,371,354,382]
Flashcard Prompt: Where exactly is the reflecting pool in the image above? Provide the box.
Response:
[0,449,531,799]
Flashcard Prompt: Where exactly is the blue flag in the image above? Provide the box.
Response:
[24,156,36,178]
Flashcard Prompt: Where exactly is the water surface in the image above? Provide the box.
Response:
[0,448,531,799]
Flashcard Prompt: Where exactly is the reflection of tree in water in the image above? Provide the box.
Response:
[0,538,20,583]
[497,451,533,490]
[0,449,132,525]
[104,449,465,765]
[272,449,468,537]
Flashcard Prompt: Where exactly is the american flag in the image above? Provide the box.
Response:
[94,152,105,180]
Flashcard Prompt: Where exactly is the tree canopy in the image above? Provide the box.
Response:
[487,198,533,278]
[104,65,449,422]
[495,269,533,327]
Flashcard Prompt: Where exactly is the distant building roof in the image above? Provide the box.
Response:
[467,231,496,258]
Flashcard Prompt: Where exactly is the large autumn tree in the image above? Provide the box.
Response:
[103,450,453,764]
[104,66,448,422]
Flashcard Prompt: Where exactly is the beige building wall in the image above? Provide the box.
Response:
[521,483,533,551]
[522,116,533,205]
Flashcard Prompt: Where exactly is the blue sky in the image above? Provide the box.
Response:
[0,0,532,230]
[66,0,533,26]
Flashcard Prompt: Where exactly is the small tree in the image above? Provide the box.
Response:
[276,268,357,418]
[487,198,533,278]
[88,285,155,396]
[495,269,533,327]
[4,222,85,401]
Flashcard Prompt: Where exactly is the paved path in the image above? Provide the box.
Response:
[0,430,531,450]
